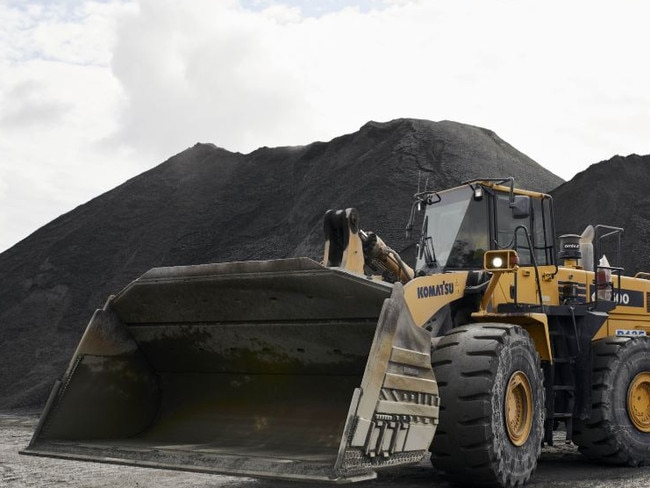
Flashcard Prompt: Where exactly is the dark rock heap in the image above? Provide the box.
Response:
[552,153,650,274]
[6,118,643,410]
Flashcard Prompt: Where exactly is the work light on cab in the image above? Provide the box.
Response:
[484,250,519,272]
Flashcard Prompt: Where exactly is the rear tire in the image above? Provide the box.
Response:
[572,336,650,465]
[429,324,544,487]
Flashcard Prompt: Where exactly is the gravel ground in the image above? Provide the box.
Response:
[2,412,650,488]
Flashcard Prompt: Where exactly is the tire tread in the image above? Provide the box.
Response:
[429,324,544,487]
[573,336,650,466]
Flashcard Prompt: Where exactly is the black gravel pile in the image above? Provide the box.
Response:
[552,153,650,275]
[0,118,563,409]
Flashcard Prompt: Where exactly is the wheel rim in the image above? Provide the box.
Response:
[627,371,650,433]
[505,371,533,446]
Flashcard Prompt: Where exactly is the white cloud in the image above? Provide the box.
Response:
[0,0,137,252]
[109,0,650,165]
[1,0,649,253]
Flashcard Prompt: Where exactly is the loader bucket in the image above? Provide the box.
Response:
[23,258,440,482]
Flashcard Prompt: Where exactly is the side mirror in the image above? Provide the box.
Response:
[511,195,531,219]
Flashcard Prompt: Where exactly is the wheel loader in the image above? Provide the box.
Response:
[22,178,650,487]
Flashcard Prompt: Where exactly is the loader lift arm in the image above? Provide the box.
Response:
[323,208,414,283]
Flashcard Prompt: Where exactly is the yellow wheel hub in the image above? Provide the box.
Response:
[505,371,533,446]
[627,372,650,433]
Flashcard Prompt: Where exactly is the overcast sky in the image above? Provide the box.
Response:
[1,0,649,253]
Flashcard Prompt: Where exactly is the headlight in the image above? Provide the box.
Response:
[484,250,519,272]
[491,256,504,268]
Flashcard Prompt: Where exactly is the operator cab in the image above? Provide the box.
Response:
[413,178,555,275]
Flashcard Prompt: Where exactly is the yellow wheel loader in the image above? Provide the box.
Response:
[22,178,650,487]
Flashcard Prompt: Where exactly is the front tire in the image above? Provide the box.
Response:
[572,336,650,465]
[430,324,544,487]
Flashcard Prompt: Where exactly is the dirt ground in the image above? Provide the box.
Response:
[2,412,649,488]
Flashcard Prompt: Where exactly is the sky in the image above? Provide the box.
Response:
[1,0,649,253]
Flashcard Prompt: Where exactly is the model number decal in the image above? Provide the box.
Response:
[615,329,647,337]
[589,287,644,307]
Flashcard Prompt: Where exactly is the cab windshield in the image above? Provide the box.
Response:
[416,186,488,271]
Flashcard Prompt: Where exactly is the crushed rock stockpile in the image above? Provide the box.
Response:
[1,118,564,410]
[551,154,650,275]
